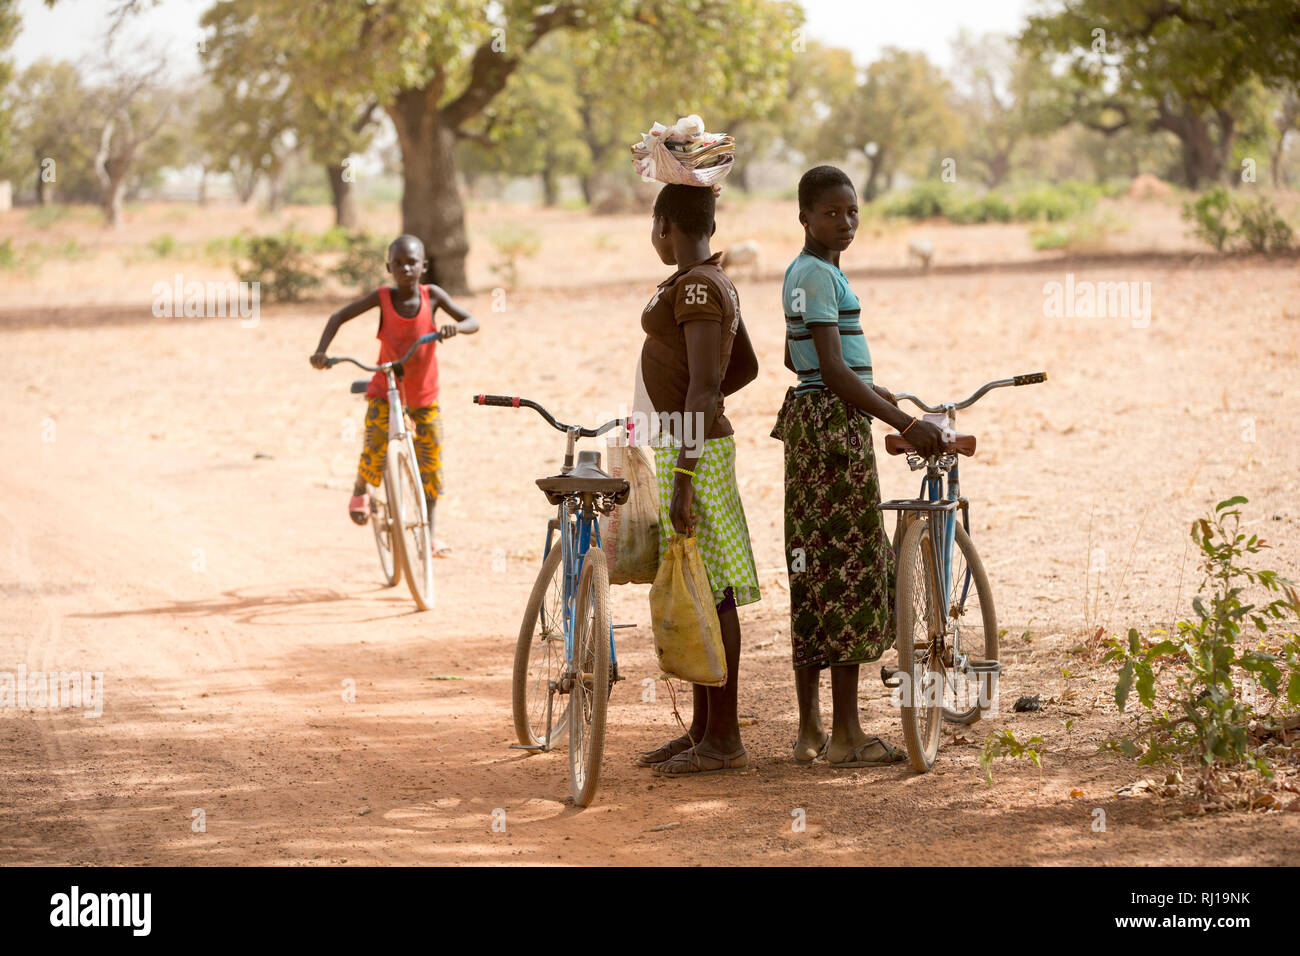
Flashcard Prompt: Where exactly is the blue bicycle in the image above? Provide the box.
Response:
[880,371,1046,772]
[473,394,629,806]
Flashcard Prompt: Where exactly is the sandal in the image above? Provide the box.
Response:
[793,736,829,765]
[634,737,695,768]
[827,736,905,768]
[349,494,369,526]
[434,538,453,558]
[652,746,748,776]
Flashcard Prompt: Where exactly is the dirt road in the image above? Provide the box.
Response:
[2,203,1299,864]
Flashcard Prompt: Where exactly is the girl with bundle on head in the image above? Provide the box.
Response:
[633,181,762,776]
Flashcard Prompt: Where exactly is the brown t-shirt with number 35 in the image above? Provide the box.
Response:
[639,251,741,442]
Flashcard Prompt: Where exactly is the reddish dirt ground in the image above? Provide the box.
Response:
[1,198,1298,864]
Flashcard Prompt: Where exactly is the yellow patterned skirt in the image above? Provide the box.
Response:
[357,397,442,500]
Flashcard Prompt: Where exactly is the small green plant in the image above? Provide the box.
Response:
[1235,196,1294,252]
[488,225,541,289]
[314,225,352,253]
[57,239,92,261]
[235,229,322,302]
[1181,188,1294,253]
[26,204,70,228]
[1105,497,1300,774]
[329,231,390,293]
[1029,210,1121,252]
[949,192,1013,224]
[148,233,178,258]
[1182,187,1234,251]
[978,729,1044,784]
[0,238,18,270]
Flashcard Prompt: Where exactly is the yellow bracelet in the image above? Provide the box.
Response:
[672,466,696,478]
[900,418,917,436]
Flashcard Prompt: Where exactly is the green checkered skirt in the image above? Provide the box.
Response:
[653,436,761,607]
[770,388,896,670]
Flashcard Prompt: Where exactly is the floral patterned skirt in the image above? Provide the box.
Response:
[770,387,896,670]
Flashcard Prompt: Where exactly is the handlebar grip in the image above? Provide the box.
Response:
[1013,371,1047,386]
[417,331,443,345]
[474,394,520,408]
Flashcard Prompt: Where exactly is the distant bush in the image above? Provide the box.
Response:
[1012,185,1092,222]
[148,233,178,258]
[235,229,321,302]
[313,225,352,253]
[329,231,390,293]
[881,180,1100,224]
[949,192,1013,224]
[1183,187,1234,251]
[1235,196,1294,252]
[26,204,70,227]
[57,239,92,261]
[0,238,18,270]
[882,181,954,220]
[1181,187,1294,253]
[1029,212,1120,253]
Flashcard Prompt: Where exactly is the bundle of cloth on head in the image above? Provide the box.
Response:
[630,114,735,188]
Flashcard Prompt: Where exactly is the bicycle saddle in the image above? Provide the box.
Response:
[535,450,631,501]
[885,432,977,457]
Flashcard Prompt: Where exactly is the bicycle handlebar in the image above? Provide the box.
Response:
[472,394,625,439]
[896,371,1046,413]
[325,330,443,373]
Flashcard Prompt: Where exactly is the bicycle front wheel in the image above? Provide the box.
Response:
[942,524,998,725]
[895,517,946,772]
[390,441,433,611]
[512,543,569,749]
[569,546,611,807]
[370,486,399,587]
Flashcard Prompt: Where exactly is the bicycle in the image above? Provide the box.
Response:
[325,331,442,611]
[472,394,630,807]
[879,371,1047,772]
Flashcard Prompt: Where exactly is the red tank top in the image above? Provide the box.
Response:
[366,285,439,407]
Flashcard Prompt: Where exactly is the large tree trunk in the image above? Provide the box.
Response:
[94,119,129,230]
[861,150,884,201]
[1156,106,1234,189]
[540,165,558,207]
[388,87,470,293]
[326,161,357,228]
[265,164,287,213]
[197,165,208,206]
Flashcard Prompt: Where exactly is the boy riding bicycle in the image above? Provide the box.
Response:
[310,234,479,554]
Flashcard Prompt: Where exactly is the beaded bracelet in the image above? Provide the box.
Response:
[672,466,696,478]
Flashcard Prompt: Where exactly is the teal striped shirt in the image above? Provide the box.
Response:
[782,252,871,395]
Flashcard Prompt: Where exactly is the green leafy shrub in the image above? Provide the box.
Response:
[881,181,955,220]
[1235,196,1294,252]
[0,238,18,270]
[1105,497,1300,774]
[313,225,352,253]
[1013,185,1090,222]
[235,229,322,302]
[329,231,390,293]
[57,239,92,261]
[148,233,178,258]
[26,204,70,227]
[1181,189,1294,253]
[1182,187,1234,251]
[978,729,1044,784]
[950,192,1013,224]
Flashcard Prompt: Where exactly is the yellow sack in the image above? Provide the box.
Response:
[649,534,726,686]
[604,441,660,585]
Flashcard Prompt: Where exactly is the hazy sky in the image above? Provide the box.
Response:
[13,0,1040,72]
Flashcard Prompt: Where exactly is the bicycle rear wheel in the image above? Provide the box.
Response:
[942,524,998,725]
[569,546,611,807]
[512,543,569,749]
[370,486,400,587]
[896,517,946,772]
[390,441,433,611]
